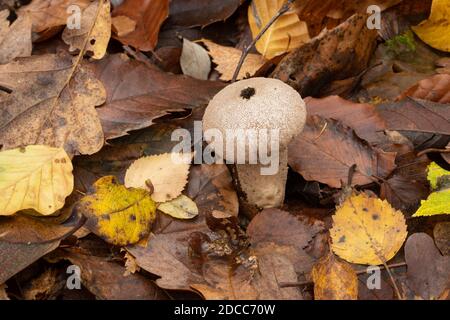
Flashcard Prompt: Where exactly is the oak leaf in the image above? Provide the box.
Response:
[330,192,408,265]
[0,145,73,216]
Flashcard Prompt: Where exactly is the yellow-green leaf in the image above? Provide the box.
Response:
[412,0,450,52]
[0,145,73,216]
[158,195,198,219]
[248,0,310,59]
[76,176,156,246]
[427,162,450,190]
[330,192,407,265]
[413,189,450,217]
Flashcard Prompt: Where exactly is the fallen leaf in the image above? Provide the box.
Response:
[0,283,8,300]
[405,233,450,299]
[90,54,224,140]
[75,176,156,246]
[427,162,449,190]
[111,15,136,37]
[288,116,397,188]
[0,54,106,156]
[158,195,199,219]
[62,0,111,59]
[180,38,211,80]
[22,268,65,300]
[0,210,84,243]
[305,96,387,145]
[434,222,450,256]
[380,175,429,213]
[311,253,358,300]
[378,98,450,135]
[19,0,92,34]
[0,145,74,216]
[272,14,377,96]
[203,40,266,81]
[111,0,168,51]
[248,0,310,59]
[124,251,140,276]
[412,0,450,52]
[168,0,243,28]
[330,192,408,265]
[125,153,191,203]
[0,10,32,64]
[0,240,60,284]
[54,247,167,300]
[398,74,450,103]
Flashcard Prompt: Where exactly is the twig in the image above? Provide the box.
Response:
[231,0,296,82]
[279,262,407,288]
[417,148,450,157]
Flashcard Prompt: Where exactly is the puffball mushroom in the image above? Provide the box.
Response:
[202,77,307,208]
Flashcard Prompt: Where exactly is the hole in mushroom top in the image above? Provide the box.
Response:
[240,87,256,100]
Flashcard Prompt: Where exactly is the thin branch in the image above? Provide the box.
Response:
[231,0,296,82]
[417,148,450,157]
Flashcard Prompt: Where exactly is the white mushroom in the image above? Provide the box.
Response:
[203,77,306,208]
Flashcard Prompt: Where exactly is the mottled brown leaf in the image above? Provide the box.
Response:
[288,116,397,188]
[0,10,32,64]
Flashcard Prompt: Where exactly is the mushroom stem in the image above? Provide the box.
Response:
[236,149,288,208]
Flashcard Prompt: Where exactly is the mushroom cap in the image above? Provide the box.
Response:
[202,77,306,162]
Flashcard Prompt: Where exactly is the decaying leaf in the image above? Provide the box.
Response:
[272,14,377,96]
[0,283,8,300]
[75,176,156,246]
[405,233,450,299]
[434,222,450,256]
[180,38,211,80]
[248,0,310,59]
[412,0,450,52]
[288,116,396,188]
[125,153,191,203]
[203,40,267,81]
[0,54,106,156]
[62,0,111,59]
[311,253,358,300]
[0,10,32,64]
[90,54,224,140]
[330,192,408,265]
[111,0,169,51]
[398,74,450,104]
[158,195,199,220]
[0,146,73,216]
[414,162,450,217]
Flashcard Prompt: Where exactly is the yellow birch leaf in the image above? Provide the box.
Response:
[330,192,407,265]
[75,176,156,246]
[0,145,73,216]
[202,40,267,81]
[125,153,191,203]
[413,189,450,217]
[412,0,450,52]
[248,0,310,59]
[158,194,198,219]
[311,253,358,300]
[62,0,111,59]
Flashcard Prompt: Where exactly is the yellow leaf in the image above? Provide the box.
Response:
[311,253,358,300]
[412,0,450,52]
[62,0,111,59]
[76,176,156,246]
[158,195,199,219]
[0,145,73,216]
[413,189,450,217]
[330,192,407,265]
[203,40,267,81]
[248,0,310,59]
[427,162,450,190]
[125,153,191,203]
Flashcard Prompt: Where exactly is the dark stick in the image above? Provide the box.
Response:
[231,0,296,82]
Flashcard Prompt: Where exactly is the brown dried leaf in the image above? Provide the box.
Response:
[168,0,243,28]
[90,54,224,140]
[378,98,450,135]
[0,11,32,64]
[272,14,377,97]
[398,74,450,104]
[112,0,168,51]
[0,54,106,156]
[405,233,450,299]
[434,222,450,256]
[380,175,429,213]
[288,116,397,188]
